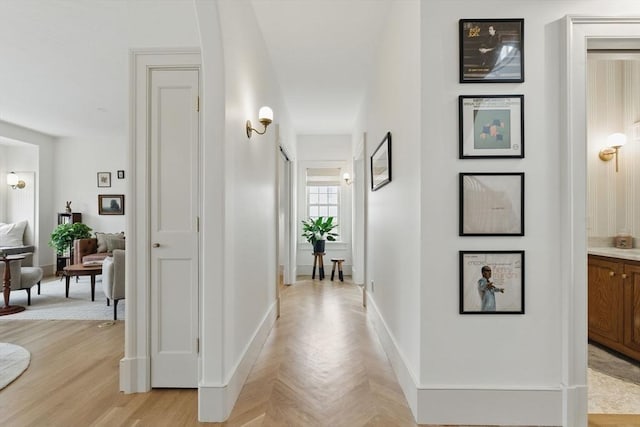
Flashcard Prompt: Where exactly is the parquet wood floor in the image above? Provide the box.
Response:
[0,277,633,426]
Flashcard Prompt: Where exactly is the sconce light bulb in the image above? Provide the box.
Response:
[607,132,627,148]
[258,106,273,124]
[7,172,18,186]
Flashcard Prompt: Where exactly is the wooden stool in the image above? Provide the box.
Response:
[330,258,345,282]
[312,252,325,280]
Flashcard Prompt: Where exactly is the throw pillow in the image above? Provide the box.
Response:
[95,232,124,253]
[106,235,126,251]
[0,220,27,247]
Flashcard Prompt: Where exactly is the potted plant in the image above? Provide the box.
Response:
[301,216,338,253]
[49,222,93,255]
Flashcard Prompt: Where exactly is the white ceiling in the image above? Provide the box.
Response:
[251,0,391,134]
[0,0,389,141]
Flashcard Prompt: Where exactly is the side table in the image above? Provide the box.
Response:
[0,254,26,316]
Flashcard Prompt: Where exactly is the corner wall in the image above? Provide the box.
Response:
[418,2,640,426]
[354,0,422,415]
[196,0,292,421]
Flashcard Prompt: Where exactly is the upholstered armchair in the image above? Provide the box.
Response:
[0,253,44,305]
[102,249,125,320]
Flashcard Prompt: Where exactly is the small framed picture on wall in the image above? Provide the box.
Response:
[460,250,525,314]
[97,172,111,188]
[459,18,524,83]
[459,172,524,236]
[459,95,524,159]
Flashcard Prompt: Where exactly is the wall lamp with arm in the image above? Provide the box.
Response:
[246,106,274,139]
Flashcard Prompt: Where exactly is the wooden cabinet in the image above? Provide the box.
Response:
[55,212,82,275]
[588,255,640,361]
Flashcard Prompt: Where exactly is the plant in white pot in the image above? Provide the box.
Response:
[301,216,338,253]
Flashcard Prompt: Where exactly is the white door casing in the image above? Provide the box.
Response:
[149,68,200,388]
[563,16,640,426]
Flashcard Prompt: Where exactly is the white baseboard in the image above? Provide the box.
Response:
[198,301,278,422]
[563,384,588,427]
[365,294,419,417]
[417,387,562,426]
[366,293,563,426]
[119,356,150,393]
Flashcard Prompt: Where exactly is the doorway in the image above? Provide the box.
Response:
[565,16,640,426]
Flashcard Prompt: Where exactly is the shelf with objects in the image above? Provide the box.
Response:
[55,212,82,275]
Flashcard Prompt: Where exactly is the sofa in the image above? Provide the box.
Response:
[73,232,125,265]
[102,249,125,320]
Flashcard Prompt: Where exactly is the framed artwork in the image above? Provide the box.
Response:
[459,18,524,83]
[98,194,125,215]
[371,131,392,191]
[97,172,111,188]
[459,172,524,236]
[117,170,125,179]
[459,95,524,159]
[459,250,525,314]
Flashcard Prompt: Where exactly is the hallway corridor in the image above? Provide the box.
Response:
[223,278,417,426]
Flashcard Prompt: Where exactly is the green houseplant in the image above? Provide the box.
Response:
[49,222,93,255]
[301,216,338,253]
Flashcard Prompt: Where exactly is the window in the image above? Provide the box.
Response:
[306,167,341,238]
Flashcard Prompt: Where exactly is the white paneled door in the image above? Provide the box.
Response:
[149,68,200,388]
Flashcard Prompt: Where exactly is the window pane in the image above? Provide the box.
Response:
[319,206,328,217]
[328,186,338,194]
[309,206,318,217]
[328,194,337,204]
[328,207,338,218]
[319,194,328,204]
[317,186,327,193]
[309,193,318,204]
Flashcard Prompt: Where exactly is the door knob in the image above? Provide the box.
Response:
[152,243,160,248]
[622,273,628,279]
[609,271,615,277]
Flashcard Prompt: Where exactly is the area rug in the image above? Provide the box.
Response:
[0,276,124,320]
[589,343,640,386]
[589,343,640,414]
[0,343,30,390]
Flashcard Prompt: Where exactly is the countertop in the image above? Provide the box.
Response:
[588,247,640,262]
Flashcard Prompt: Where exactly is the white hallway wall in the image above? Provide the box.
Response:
[196,0,292,421]
[416,1,640,426]
[354,0,422,418]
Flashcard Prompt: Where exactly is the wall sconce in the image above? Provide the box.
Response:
[599,132,627,172]
[343,172,352,185]
[6,172,25,190]
[245,106,273,138]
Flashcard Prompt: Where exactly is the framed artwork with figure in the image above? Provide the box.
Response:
[459,18,524,83]
[459,250,525,314]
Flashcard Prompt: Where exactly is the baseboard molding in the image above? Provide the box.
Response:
[366,293,563,426]
[119,356,150,393]
[41,265,54,277]
[365,293,419,418]
[417,387,562,426]
[198,301,278,422]
[563,384,588,427]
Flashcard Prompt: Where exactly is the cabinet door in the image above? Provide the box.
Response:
[623,261,640,353]
[588,256,623,345]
